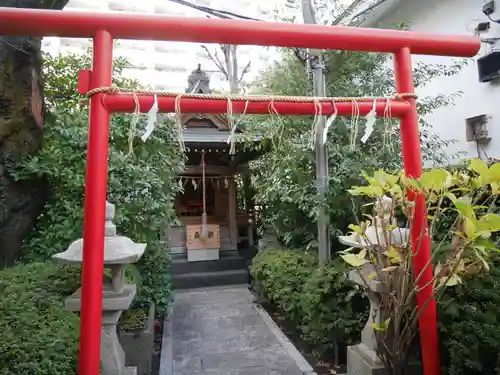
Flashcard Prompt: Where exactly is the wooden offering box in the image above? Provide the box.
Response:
[186,224,220,261]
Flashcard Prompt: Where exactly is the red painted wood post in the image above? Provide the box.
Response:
[78,29,113,375]
[395,47,441,375]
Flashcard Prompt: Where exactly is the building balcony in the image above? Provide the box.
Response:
[108,0,153,13]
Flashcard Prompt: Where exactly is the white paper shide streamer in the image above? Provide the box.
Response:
[141,94,159,142]
[322,104,338,145]
[361,100,377,144]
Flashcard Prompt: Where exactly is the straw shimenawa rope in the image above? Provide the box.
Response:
[85,86,417,153]
[84,86,417,103]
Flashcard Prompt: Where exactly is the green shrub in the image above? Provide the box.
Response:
[251,249,367,358]
[299,258,367,356]
[438,257,500,375]
[251,249,316,323]
[0,262,81,375]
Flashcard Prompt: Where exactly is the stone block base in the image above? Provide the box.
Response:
[121,304,155,375]
[188,248,219,262]
[125,367,137,375]
[346,344,387,375]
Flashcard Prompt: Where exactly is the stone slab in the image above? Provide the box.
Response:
[121,303,155,375]
[161,285,317,375]
[346,344,387,375]
[188,248,220,262]
[66,284,137,312]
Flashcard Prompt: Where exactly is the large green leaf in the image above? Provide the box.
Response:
[468,158,489,176]
[478,214,500,232]
[454,197,475,220]
[340,253,368,267]
[419,168,452,191]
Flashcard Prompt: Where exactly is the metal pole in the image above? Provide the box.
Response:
[312,55,330,264]
[394,47,440,375]
[79,29,113,375]
[302,0,330,264]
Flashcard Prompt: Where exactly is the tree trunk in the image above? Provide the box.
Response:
[0,0,68,267]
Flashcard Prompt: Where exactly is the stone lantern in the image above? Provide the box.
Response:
[53,201,146,375]
[338,196,409,375]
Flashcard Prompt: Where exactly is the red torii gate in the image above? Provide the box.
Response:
[0,8,479,375]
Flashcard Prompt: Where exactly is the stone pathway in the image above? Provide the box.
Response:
[161,285,315,375]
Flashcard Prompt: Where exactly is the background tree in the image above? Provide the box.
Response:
[246,48,465,250]
[0,0,69,267]
[280,0,384,25]
[201,44,251,93]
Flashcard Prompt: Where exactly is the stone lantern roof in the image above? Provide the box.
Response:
[186,63,211,93]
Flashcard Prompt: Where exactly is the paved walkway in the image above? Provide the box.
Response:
[163,285,315,375]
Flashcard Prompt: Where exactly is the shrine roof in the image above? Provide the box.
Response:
[182,127,263,145]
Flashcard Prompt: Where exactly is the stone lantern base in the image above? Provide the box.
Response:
[65,284,139,375]
[52,201,146,375]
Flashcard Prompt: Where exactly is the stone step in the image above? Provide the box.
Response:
[171,253,248,275]
[172,269,249,289]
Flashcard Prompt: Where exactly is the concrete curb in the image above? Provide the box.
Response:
[158,304,174,375]
[246,290,318,375]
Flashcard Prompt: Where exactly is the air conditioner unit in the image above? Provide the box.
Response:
[466,114,492,142]
[478,51,500,82]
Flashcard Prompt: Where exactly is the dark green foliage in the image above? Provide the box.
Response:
[0,262,81,375]
[12,50,183,314]
[121,306,149,332]
[251,249,368,358]
[438,257,500,375]
[135,241,172,317]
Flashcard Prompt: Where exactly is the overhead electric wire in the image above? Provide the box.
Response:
[348,0,389,25]
[166,0,263,21]
[164,0,390,68]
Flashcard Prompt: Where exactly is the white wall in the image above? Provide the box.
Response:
[375,0,500,161]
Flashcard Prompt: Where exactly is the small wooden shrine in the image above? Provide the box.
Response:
[166,65,263,262]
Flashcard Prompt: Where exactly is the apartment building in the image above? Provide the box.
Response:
[42,0,287,92]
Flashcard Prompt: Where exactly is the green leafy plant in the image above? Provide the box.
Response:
[340,159,500,374]
[12,49,183,315]
[0,262,81,375]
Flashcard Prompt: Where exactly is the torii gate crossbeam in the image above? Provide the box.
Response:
[0,7,480,375]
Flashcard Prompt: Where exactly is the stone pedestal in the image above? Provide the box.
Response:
[347,343,386,375]
[53,201,146,375]
[346,265,387,375]
[338,196,412,375]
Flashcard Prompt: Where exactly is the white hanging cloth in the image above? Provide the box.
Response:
[141,94,159,142]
